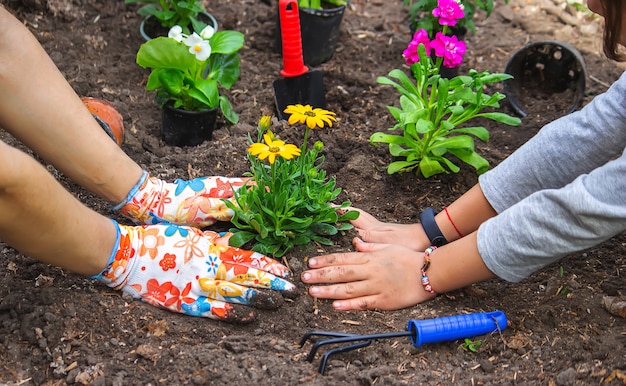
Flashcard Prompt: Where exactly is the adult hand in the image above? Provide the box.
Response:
[114,170,248,228]
[300,238,436,311]
[94,221,296,323]
[348,207,427,251]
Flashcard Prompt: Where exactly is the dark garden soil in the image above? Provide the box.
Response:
[0,0,625,385]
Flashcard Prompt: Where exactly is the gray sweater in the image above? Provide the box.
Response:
[477,71,626,282]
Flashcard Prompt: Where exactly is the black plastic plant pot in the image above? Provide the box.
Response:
[276,4,346,67]
[503,41,586,118]
[161,103,218,147]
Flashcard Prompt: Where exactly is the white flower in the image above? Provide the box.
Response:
[168,25,184,42]
[199,25,215,40]
[183,32,212,61]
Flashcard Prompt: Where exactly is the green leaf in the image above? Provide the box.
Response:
[451,126,490,142]
[370,132,406,145]
[389,143,409,157]
[250,218,268,238]
[157,69,185,95]
[419,156,447,178]
[388,160,419,174]
[191,77,219,107]
[210,31,244,54]
[136,37,194,71]
[338,209,360,221]
[228,230,256,247]
[219,95,239,124]
[310,222,338,236]
[433,135,474,150]
[415,118,435,134]
[448,148,490,174]
[478,112,522,126]
[206,53,241,89]
[336,223,354,231]
[309,234,334,245]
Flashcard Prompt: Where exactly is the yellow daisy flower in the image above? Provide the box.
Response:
[248,131,301,164]
[284,104,336,129]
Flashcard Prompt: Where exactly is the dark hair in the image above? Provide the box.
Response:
[602,0,624,61]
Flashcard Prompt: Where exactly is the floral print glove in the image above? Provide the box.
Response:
[114,170,247,228]
[92,220,296,323]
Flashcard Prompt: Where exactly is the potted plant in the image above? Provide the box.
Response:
[136,25,244,146]
[275,0,349,66]
[370,13,521,178]
[125,0,218,40]
[224,106,359,257]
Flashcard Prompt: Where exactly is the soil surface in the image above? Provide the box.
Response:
[0,0,625,385]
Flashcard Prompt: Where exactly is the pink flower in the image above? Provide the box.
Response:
[432,0,465,27]
[430,32,466,68]
[403,29,432,66]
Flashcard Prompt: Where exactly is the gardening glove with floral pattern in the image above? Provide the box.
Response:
[113,170,247,228]
[91,220,296,323]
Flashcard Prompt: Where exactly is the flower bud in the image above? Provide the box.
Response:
[200,25,215,40]
[168,25,184,42]
[258,115,272,130]
[314,141,324,151]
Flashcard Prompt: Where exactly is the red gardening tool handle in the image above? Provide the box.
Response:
[279,0,308,77]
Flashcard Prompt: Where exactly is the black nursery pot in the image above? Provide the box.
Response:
[503,41,586,117]
[276,4,346,67]
[161,103,218,147]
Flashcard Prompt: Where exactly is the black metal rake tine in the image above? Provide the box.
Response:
[304,330,413,362]
[317,340,372,375]
[299,330,361,348]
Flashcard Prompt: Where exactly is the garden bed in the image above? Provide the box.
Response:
[0,0,624,384]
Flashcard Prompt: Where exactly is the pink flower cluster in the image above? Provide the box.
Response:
[403,30,466,68]
[402,0,466,69]
[432,0,465,26]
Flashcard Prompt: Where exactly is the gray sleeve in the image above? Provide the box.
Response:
[479,71,626,213]
[478,151,626,282]
[475,71,626,282]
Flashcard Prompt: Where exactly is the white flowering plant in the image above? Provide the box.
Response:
[125,0,208,34]
[136,25,244,123]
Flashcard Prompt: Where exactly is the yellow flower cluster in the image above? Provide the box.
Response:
[248,131,301,165]
[247,104,336,164]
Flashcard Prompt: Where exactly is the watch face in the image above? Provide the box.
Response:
[433,236,446,247]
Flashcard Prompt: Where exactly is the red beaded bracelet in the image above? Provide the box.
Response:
[420,246,437,294]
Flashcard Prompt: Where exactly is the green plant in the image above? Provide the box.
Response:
[372,30,520,178]
[462,338,482,352]
[403,0,507,37]
[299,0,348,10]
[125,0,208,34]
[136,25,244,123]
[225,106,359,257]
[557,266,569,295]
[565,0,595,16]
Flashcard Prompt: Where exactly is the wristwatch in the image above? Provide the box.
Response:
[419,208,448,247]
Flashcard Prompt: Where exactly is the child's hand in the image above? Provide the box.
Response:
[301,238,436,311]
[348,207,427,251]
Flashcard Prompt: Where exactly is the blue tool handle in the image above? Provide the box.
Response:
[407,310,507,347]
